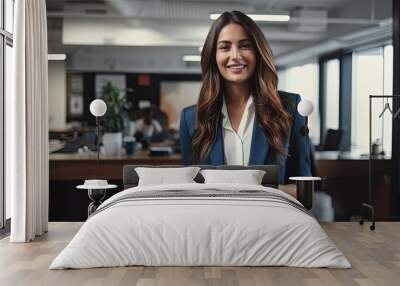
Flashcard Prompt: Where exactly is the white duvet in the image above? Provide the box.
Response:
[50,183,351,269]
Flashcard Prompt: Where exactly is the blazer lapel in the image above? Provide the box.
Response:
[209,121,225,165]
[249,121,269,165]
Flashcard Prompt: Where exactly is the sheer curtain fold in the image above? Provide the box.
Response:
[9,0,49,242]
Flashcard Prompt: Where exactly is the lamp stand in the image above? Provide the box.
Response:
[299,116,314,209]
[300,117,310,166]
[96,116,100,164]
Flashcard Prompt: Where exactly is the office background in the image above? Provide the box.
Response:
[2,0,399,224]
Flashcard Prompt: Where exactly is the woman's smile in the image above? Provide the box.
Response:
[226,63,247,74]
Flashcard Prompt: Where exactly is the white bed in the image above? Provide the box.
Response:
[50,182,351,269]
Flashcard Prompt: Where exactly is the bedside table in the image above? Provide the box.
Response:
[289,176,321,210]
[77,181,117,217]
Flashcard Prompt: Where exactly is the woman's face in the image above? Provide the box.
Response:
[215,23,256,84]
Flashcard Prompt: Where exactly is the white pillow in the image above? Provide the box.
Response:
[200,169,266,185]
[135,167,201,186]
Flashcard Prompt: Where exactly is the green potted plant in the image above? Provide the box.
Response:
[100,82,131,155]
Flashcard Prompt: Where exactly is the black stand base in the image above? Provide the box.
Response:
[295,180,314,210]
[359,203,375,231]
[87,189,106,217]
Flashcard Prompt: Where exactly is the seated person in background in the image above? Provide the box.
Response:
[133,106,170,147]
[134,107,163,140]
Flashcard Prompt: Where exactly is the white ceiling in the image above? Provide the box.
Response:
[46,0,354,14]
[46,0,392,70]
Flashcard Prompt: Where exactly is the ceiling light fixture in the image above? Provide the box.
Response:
[209,13,290,22]
[48,54,67,61]
[182,55,201,62]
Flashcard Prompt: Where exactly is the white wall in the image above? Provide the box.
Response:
[48,61,67,130]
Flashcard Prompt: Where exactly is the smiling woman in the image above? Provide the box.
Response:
[179,10,311,185]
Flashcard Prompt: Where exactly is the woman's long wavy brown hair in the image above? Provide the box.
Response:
[191,11,292,163]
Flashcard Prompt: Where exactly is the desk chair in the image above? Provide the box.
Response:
[316,129,343,151]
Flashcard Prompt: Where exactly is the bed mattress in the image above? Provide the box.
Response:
[50,183,351,269]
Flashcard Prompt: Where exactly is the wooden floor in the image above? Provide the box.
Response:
[0,222,399,286]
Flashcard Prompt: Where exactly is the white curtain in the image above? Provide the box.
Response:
[7,0,49,242]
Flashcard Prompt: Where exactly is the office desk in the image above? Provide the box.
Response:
[50,150,181,181]
[50,150,390,181]
[315,151,390,177]
[314,151,391,219]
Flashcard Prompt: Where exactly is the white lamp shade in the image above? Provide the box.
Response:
[297,99,314,116]
[90,99,107,117]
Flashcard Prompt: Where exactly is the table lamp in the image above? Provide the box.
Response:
[289,99,321,210]
[297,99,313,136]
[89,99,107,163]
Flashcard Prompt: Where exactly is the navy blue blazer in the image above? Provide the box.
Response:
[179,91,311,184]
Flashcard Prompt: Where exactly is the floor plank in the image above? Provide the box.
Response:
[0,222,399,286]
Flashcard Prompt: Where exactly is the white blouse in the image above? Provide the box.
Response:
[221,95,255,165]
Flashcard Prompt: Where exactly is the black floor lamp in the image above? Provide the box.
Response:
[289,99,321,210]
[89,99,107,163]
[79,99,112,216]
